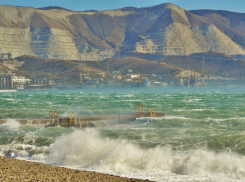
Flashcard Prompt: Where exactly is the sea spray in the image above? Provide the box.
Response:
[3,119,20,130]
[47,128,245,181]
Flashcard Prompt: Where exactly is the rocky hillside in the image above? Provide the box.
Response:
[0,4,245,60]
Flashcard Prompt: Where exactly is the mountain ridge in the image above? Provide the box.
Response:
[0,3,244,60]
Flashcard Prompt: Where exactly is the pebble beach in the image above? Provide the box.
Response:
[0,157,152,182]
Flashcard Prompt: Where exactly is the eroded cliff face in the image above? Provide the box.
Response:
[0,3,244,60]
[0,6,117,60]
[135,24,245,55]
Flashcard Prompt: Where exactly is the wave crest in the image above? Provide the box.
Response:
[47,129,245,181]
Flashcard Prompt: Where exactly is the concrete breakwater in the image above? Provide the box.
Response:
[0,112,165,127]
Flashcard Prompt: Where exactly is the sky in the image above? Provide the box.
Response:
[0,0,245,13]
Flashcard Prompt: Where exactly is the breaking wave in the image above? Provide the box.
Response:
[47,129,245,181]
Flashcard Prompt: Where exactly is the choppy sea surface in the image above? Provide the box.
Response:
[1,87,245,182]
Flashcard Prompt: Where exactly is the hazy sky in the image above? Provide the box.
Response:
[1,0,245,13]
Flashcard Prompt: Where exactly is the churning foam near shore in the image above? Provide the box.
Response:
[47,129,245,182]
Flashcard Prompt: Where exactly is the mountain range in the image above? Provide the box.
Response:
[0,3,245,61]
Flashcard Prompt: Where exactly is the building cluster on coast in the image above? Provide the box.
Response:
[0,71,54,91]
[78,67,180,89]
[80,68,239,89]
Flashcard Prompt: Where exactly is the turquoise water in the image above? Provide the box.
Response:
[1,87,245,181]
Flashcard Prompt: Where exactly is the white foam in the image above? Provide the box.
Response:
[182,99,202,103]
[116,95,125,99]
[191,109,214,111]
[47,129,245,182]
[5,98,15,101]
[174,109,186,112]
[121,100,142,102]
[125,94,134,98]
[22,145,35,150]
[136,117,152,122]
[16,150,29,159]
[30,153,48,161]
[3,119,20,130]
[0,143,49,161]
[206,117,245,123]
[164,116,190,120]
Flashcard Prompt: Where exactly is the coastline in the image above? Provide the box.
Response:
[0,156,152,181]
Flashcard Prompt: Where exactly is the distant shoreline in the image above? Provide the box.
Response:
[0,156,151,181]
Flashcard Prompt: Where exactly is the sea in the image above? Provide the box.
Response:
[1,87,245,182]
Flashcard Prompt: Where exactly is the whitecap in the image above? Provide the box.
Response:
[164,116,190,120]
[46,129,245,182]
[2,119,20,130]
